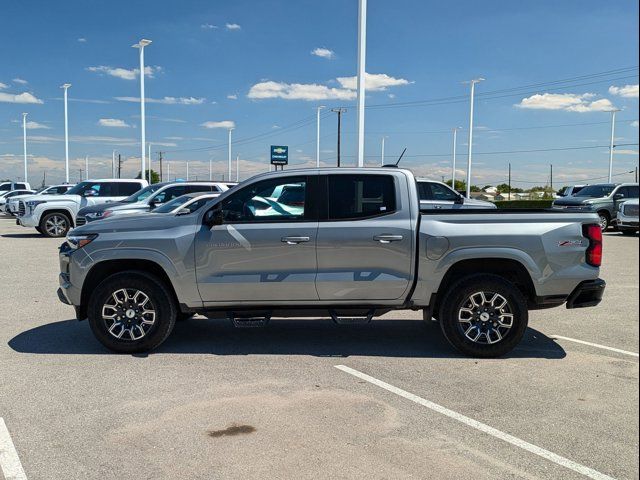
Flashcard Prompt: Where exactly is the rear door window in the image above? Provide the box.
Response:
[185,185,214,194]
[115,182,143,196]
[430,183,459,201]
[327,174,396,220]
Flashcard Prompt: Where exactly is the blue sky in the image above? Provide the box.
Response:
[1,0,638,186]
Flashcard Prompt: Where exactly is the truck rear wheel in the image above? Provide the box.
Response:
[597,211,610,231]
[40,212,71,238]
[87,271,177,353]
[438,274,528,358]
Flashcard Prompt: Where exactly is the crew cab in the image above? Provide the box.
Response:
[76,181,233,225]
[58,168,605,357]
[17,179,147,237]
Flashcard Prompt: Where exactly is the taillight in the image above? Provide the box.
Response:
[582,224,602,267]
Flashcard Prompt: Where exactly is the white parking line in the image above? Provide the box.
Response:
[335,365,616,480]
[551,335,639,358]
[0,418,27,480]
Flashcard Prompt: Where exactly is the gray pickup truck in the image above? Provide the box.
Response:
[57,168,605,357]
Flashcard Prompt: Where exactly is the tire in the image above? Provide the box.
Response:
[40,212,71,238]
[597,211,610,231]
[438,274,528,358]
[87,271,177,353]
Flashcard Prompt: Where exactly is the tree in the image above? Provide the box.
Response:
[470,185,481,192]
[496,183,523,194]
[136,169,160,184]
[445,179,467,192]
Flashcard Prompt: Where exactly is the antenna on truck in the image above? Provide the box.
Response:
[382,147,407,168]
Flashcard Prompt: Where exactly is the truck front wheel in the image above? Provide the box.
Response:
[87,271,177,353]
[438,274,528,358]
[40,212,71,237]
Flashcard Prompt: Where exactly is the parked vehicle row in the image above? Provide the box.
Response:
[56,168,606,358]
[617,198,639,234]
[0,189,35,213]
[4,184,75,216]
[552,182,639,230]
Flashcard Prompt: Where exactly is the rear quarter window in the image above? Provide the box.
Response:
[115,182,144,196]
[328,174,396,220]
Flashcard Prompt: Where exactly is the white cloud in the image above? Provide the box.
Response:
[115,96,206,105]
[98,118,130,128]
[609,84,639,98]
[311,48,335,59]
[25,121,50,130]
[631,120,639,128]
[615,149,639,155]
[13,78,28,85]
[225,23,241,30]
[201,23,217,29]
[227,94,238,100]
[336,72,411,91]
[77,37,87,42]
[0,82,8,89]
[201,120,236,129]
[516,93,614,112]
[248,81,356,101]
[0,92,43,104]
[86,65,162,80]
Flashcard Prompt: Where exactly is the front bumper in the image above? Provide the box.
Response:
[566,279,606,309]
[18,214,38,228]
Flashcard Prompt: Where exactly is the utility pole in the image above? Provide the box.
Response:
[465,78,484,198]
[331,108,346,167]
[550,164,553,191]
[158,152,164,183]
[608,109,620,183]
[316,106,325,167]
[355,0,368,167]
[117,154,122,179]
[508,163,511,201]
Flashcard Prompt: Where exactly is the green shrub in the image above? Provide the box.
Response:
[494,200,554,209]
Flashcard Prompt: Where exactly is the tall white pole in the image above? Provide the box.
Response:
[148,142,152,182]
[316,106,324,167]
[22,113,28,182]
[133,39,152,182]
[236,154,240,181]
[608,109,619,183]
[355,0,367,168]
[452,128,458,187]
[380,136,385,166]
[61,84,71,183]
[228,128,234,181]
[85,155,89,180]
[465,78,484,198]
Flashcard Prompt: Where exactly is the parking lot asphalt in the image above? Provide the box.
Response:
[0,216,638,480]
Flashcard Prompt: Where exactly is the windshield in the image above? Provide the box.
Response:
[33,186,48,194]
[122,184,163,203]
[574,185,615,198]
[152,195,192,213]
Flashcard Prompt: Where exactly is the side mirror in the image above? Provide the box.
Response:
[83,189,98,197]
[204,207,224,227]
[175,207,191,216]
[454,195,465,204]
[614,193,624,200]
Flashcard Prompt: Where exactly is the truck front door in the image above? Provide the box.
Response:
[315,173,414,302]
[194,175,319,304]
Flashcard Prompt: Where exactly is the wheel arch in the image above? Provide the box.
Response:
[40,208,75,227]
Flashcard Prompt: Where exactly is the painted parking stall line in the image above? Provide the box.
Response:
[335,365,617,480]
[552,335,639,358]
[0,418,27,480]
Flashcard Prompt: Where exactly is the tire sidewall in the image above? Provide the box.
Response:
[88,271,177,353]
[598,212,609,231]
[40,212,71,238]
[439,274,528,358]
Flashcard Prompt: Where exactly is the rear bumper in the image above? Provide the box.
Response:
[566,279,606,309]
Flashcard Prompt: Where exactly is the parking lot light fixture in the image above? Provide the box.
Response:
[465,78,484,198]
[132,39,152,182]
[356,0,367,168]
[22,113,28,182]
[228,127,234,181]
[60,84,71,183]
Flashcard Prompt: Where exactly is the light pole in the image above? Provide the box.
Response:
[380,136,386,166]
[148,142,152,182]
[61,84,71,183]
[22,113,28,182]
[355,0,367,168]
[236,154,240,181]
[465,78,484,198]
[228,127,234,181]
[132,39,152,182]
[452,127,461,188]
[316,105,325,167]
[608,109,620,183]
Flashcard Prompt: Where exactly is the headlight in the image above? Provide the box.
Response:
[26,200,46,208]
[85,212,104,219]
[66,233,98,250]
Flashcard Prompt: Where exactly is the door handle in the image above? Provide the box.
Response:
[373,234,404,243]
[281,236,310,245]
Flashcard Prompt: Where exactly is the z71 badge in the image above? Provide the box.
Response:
[558,240,584,247]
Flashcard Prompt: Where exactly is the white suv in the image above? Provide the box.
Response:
[17,179,148,237]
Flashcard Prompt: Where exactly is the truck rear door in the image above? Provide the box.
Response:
[315,173,413,301]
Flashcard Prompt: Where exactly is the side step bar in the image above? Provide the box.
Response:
[229,313,271,328]
[330,310,375,325]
